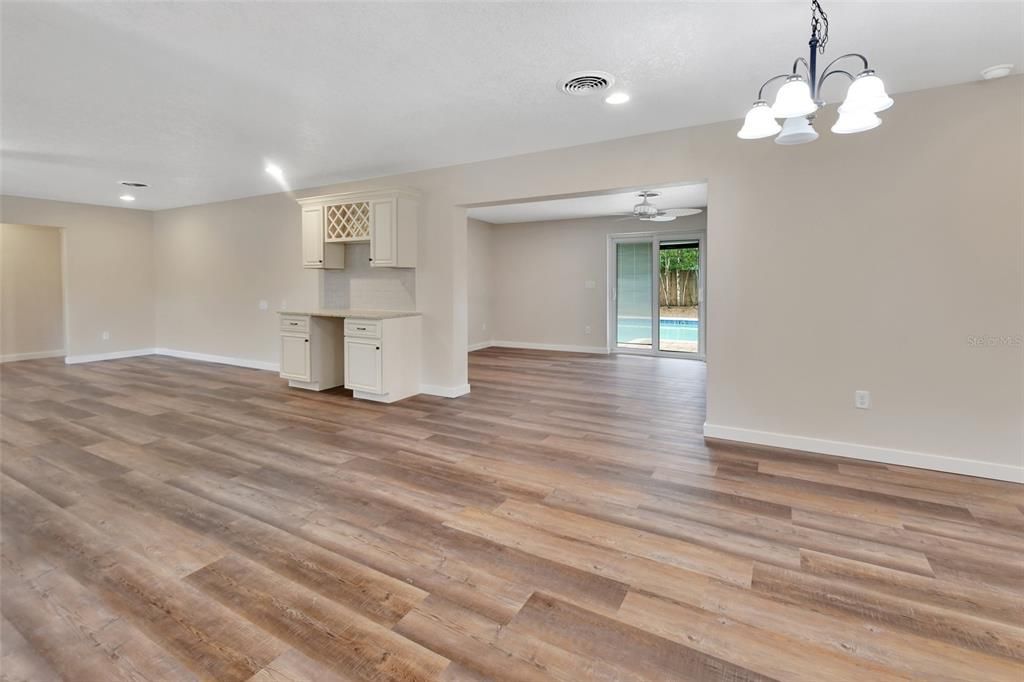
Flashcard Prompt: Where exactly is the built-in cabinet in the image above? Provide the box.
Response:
[298,190,418,269]
[344,316,421,402]
[278,312,421,403]
[279,314,345,390]
[301,206,345,269]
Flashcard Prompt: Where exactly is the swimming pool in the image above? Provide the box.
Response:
[617,317,699,344]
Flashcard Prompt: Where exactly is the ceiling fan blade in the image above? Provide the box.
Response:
[649,215,677,222]
[662,208,703,217]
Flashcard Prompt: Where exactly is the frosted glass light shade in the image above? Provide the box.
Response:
[771,76,818,118]
[737,100,781,139]
[774,116,819,145]
[832,108,882,134]
[839,72,893,113]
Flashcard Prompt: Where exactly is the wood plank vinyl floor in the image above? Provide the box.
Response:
[1,348,1022,681]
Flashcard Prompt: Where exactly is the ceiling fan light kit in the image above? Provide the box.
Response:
[738,0,893,145]
[622,191,703,222]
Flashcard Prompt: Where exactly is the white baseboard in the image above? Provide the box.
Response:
[421,383,471,398]
[65,348,156,364]
[1,349,65,363]
[488,340,609,354]
[468,341,492,352]
[154,348,279,372]
[703,423,1023,483]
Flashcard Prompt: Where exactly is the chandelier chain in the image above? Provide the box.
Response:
[810,0,829,53]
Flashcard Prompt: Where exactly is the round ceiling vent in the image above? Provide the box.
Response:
[559,71,615,96]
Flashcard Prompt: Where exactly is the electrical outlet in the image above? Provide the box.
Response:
[280,299,288,310]
[482,322,487,331]
[585,280,596,289]
[258,299,269,311]
[854,390,871,409]
[585,325,592,335]
[101,331,110,341]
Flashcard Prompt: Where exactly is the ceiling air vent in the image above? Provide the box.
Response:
[559,71,615,96]
[120,181,149,188]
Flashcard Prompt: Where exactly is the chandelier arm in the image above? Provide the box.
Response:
[815,69,855,102]
[756,73,793,101]
[818,53,869,79]
[791,57,811,78]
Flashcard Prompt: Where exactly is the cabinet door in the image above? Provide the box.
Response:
[344,337,383,393]
[302,206,325,267]
[369,198,396,267]
[280,334,311,381]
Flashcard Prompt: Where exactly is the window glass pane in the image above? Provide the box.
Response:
[616,241,653,349]
[658,242,699,353]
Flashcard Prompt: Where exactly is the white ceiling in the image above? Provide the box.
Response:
[2,2,1021,210]
[468,184,707,224]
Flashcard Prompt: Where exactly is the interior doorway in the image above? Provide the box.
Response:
[609,230,705,359]
[0,223,66,363]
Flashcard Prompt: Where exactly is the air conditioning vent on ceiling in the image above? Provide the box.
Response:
[559,71,615,96]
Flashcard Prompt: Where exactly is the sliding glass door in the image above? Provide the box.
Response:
[610,232,705,359]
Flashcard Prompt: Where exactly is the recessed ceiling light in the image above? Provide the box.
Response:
[604,92,630,105]
[981,64,1013,80]
[265,163,284,181]
[119,194,136,202]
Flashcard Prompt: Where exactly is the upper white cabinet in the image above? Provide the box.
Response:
[301,206,345,269]
[298,190,418,269]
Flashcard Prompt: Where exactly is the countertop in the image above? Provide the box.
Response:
[278,308,421,320]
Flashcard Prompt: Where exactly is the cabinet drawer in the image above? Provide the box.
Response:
[280,315,310,333]
[344,319,381,339]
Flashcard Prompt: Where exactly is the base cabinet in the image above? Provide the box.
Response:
[344,316,421,403]
[278,315,344,390]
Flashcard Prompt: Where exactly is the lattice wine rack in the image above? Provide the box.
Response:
[325,202,370,241]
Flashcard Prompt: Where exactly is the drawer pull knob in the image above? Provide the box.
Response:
[376,346,380,350]
[305,339,309,343]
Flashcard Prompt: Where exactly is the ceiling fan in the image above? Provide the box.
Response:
[617,191,703,222]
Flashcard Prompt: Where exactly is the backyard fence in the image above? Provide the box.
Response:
[659,269,698,307]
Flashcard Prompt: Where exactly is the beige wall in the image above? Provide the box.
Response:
[467,218,493,348]
[0,197,154,358]
[153,192,317,363]
[1,223,64,360]
[484,214,706,351]
[146,77,1023,477]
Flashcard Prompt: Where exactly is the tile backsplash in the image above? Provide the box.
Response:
[322,242,416,310]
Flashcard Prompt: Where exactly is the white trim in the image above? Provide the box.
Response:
[153,348,279,372]
[703,423,1024,483]
[421,383,471,398]
[64,348,156,364]
[489,340,609,355]
[468,340,493,352]
[1,349,65,363]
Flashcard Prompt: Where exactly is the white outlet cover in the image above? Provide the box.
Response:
[258,300,269,310]
[585,325,592,335]
[854,390,871,409]
[585,280,596,289]
[101,331,110,340]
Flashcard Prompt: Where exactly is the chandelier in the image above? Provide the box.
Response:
[738,0,893,144]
